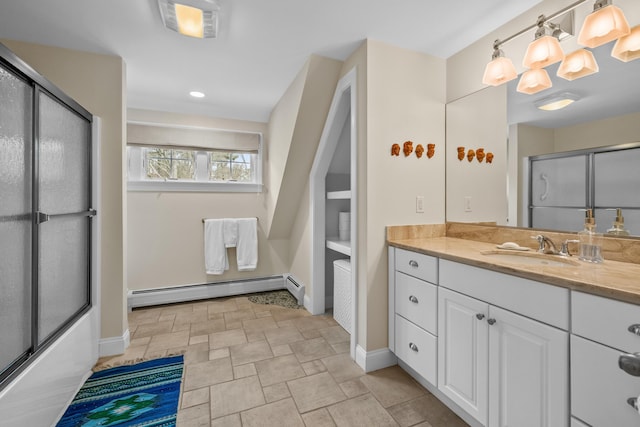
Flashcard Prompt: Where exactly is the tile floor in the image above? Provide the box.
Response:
[95,294,468,427]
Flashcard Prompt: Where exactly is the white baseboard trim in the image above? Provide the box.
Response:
[303,294,312,312]
[128,276,286,309]
[355,345,398,373]
[99,329,130,357]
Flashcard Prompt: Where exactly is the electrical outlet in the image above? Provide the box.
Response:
[464,196,472,212]
[416,196,425,213]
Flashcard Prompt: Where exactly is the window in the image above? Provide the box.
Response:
[128,145,261,192]
[145,148,196,180]
[127,123,262,192]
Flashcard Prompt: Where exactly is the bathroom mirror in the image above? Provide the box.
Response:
[446,42,640,237]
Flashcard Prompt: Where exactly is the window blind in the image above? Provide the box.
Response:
[127,123,260,152]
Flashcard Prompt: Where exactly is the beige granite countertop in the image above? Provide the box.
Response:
[388,236,640,305]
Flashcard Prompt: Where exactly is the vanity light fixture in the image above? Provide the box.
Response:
[523,16,565,69]
[189,91,205,98]
[578,0,630,48]
[158,0,219,39]
[482,45,518,86]
[557,48,599,80]
[517,68,552,95]
[534,92,580,111]
[612,25,640,62]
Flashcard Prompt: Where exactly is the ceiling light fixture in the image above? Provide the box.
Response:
[523,15,565,69]
[578,0,630,48]
[557,48,599,80]
[482,45,518,86]
[158,0,219,39]
[612,25,640,62]
[189,91,205,98]
[534,92,580,110]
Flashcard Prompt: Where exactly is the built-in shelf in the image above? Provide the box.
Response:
[327,190,351,200]
[326,238,351,256]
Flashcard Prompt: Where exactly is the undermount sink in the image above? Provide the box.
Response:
[481,250,580,267]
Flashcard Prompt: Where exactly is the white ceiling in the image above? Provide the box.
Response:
[0,0,542,122]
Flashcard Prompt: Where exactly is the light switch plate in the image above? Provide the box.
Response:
[416,196,424,213]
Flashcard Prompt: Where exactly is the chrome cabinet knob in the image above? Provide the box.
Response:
[409,260,419,268]
[628,324,640,336]
[619,353,640,376]
[476,313,485,320]
[409,342,419,352]
[409,295,419,304]
[487,318,496,325]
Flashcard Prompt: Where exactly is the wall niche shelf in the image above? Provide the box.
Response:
[326,238,351,256]
[327,190,351,200]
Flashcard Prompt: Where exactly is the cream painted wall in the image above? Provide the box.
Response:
[267,55,343,239]
[554,112,640,152]
[126,109,290,289]
[365,40,446,350]
[446,85,508,224]
[2,39,127,340]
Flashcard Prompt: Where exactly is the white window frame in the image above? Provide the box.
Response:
[127,135,263,193]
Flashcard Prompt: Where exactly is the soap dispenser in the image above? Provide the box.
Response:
[578,209,603,263]
[606,208,631,236]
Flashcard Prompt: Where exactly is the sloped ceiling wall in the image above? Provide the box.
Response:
[266,55,343,239]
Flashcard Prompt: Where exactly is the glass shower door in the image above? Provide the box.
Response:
[0,65,33,377]
[36,90,92,343]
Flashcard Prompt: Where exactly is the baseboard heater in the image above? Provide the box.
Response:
[128,275,288,310]
[285,275,305,306]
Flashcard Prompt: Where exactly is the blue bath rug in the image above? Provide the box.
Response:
[56,355,184,427]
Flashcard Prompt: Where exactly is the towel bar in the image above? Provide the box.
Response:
[202,217,258,223]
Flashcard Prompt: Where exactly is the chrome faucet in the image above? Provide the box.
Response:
[558,239,580,257]
[532,235,559,254]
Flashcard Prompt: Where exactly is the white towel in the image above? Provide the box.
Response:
[236,218,258,271]
[204,219,228,275]
[223,218,238,248]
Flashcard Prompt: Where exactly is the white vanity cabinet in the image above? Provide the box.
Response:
[571,291,640,427]
[437,260,570,427]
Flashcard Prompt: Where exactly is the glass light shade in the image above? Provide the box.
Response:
[175,3,204,38]
[578,5,630,48]
[557,49,599,80]
[523,35,565,69]
[517,69,552,94]
[482,56,518,86]
[535,92,580,111]
[612,25,640,62]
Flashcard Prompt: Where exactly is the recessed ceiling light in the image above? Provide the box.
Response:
[190,91,205,98]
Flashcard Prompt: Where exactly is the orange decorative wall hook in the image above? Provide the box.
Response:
[457,146,465,161]
[467,149,475,162]
[391,143,400,156]
[415,144,424,158]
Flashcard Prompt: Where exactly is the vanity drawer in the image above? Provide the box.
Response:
[439,259,569,330]
[395,248,437,284]
[395,314,437,385]
[571,335,640,427]
[395,272,437,334]
[572,291,640,353]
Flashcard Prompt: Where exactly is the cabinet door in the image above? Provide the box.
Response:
[488,305,568,427]
[438,287,489,425]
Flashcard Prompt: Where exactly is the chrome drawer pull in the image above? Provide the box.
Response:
[476,313,485,320]
[487,318,496,325]
[629,324,640,336]
[628,397,639,411]
[409,295,419,304]
[409,260,419,268]
[409,342,419,352]
[619,353,640,376]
